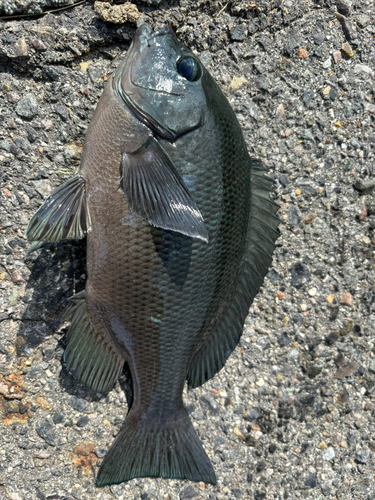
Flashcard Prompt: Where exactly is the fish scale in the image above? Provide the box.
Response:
[25,24,279,487]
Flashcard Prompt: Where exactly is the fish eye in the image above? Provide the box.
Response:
[176,57,201,82]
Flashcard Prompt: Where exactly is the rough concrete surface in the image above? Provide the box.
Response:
[1,0,375,499]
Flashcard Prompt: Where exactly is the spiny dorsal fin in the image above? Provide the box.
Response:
[63,291,124,394]
[26,175,91,248]
[187,158,279,389]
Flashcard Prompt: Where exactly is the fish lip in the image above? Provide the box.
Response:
[139,24,175,43]
[136,24,175,50]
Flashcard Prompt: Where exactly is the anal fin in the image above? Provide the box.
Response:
[63,291,124,394]
[26,175,91,247]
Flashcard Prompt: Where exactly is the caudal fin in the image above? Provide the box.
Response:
[96,408,216,486]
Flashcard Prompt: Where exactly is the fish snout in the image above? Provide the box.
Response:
[136,24,153,39]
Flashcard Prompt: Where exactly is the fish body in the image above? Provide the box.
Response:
[26,25,279,486]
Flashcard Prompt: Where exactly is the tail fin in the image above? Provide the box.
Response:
[96,408,216,486]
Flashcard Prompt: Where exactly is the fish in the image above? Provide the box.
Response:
[25,24,279,487]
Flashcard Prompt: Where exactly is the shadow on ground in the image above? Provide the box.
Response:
[15,238,134,407]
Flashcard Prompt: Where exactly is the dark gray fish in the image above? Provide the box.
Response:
[26,25,279,486]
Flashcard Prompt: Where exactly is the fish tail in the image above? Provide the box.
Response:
[96,408,216,486]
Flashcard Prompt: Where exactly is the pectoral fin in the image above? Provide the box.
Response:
[25,175,91,248]
[120,136,208,243]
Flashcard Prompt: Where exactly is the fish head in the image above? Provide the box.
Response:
[113,24,208,141]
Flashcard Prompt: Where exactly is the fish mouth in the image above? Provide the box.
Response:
[113,24,198,142]
[131,25,182,140]
[137,24,175,48]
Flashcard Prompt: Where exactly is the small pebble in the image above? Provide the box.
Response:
[340,292,352,306]
[95,446,107,458]
[10,270,24,283]
[288,349,299,361]
[53,414,64,424]
[326,294,335,304]
[229,76,247,91]
[32,39,47,51]
[341,42,355,57]
[180,486,198,500]
[231,24,247,42]
[94,1,140,24]
[355,448,370,464]
[340,319,353,336]
[32,180,52,199]
[332,51,341,64]
[14,37,28,58]
[69,396,88,413]
[15,94,39,119]
[76,416,90,428]
[322,447,335,461]
[313,32,325,45]
[305,473,317,488]
[321,481,332,495]
[354,64,374,76]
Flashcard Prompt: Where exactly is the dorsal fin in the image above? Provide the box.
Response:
[187,159,279,388]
